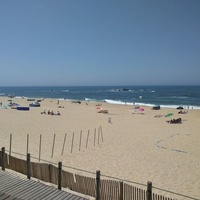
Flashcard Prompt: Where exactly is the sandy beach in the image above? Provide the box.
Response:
[0,97,200,199]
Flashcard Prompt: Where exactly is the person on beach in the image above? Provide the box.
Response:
[41,110,46,114]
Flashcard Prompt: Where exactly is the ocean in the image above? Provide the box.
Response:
[0,86,200,109]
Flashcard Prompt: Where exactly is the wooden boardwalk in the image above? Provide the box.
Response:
[0,170,90,200]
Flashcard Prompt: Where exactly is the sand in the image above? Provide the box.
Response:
[0,97,200,199]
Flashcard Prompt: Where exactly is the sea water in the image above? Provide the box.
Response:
[0,85,200,109]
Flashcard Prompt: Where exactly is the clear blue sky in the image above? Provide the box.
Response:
[0,0,200,86]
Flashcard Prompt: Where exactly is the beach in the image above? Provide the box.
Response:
[0,97,200,199]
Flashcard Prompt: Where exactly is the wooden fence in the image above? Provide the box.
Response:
[0,147,177,200]
[8,127,104,160]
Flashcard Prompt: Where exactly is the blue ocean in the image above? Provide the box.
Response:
[0,86,200,109]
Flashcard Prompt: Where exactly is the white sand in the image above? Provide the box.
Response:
[0,97,200,199]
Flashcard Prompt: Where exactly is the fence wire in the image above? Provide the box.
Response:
[3,149,199,200]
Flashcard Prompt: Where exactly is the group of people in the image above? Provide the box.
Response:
[178,110,188,114]
[41,110,61,116]
[169,118,182,124]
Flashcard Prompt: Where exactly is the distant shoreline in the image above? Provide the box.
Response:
[1,96,200,110]
[1,85,200,109]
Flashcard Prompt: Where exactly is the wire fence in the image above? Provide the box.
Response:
[2,149,199,200]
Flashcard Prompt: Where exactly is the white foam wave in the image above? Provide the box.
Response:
[0,93,5,96]
[160,104,200,110]
[169,96,188,99]
[15,96,45,100]
[105,99,125,104]
[189,106,200,110]
[85,98,97,102]
[104,99,200,109]
[15,96,23,99]
[109,89,117,92]
[104,99,133,105]
[134,102,155,107]
[137,103,200,110]
[63,99,71,102]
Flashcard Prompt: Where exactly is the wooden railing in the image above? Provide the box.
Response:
[0,147,178,200]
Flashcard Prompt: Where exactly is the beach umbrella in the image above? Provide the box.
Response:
[165,113,173,117]
[139,108,144,112]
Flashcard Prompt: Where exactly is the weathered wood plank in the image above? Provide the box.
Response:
[1,196,20,200]
[2,180,39,195]
[32,188,58,200]
[7,184,40,199]
[0,179,30,192]
[50,192,72,200]
[61,193,76,200]
[63,194,80,200]
[16,182,53,199]
[0,194,10,200]
[71,196,84,200]
[0,176,21,185]
[0,192,4,197]
[0,170,89,200]
[39,190,64,200]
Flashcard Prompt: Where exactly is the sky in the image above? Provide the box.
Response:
[0,0,200,86]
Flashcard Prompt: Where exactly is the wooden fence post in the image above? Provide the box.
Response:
[96,170,101,200]
[86,130,90,148]
[98,127,100,145]
[71,132,75,153]
[39,134,42,161]
[100,126,103,143]
[94,128,96,146]
[147,181,152,200]
[49,164,52,183]
[51,134,56,158]
[79,130,82,151]
[58,162,62,190]
[1,147,5,171]
[9,134,12,156]
[119,181,124,200]
[27,153,31,179]
[27,134,29,155]
[61,133,67,156]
